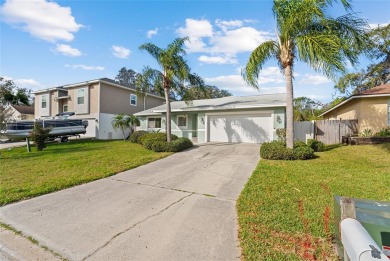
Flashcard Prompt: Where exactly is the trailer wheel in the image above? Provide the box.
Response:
[61,137,69,143]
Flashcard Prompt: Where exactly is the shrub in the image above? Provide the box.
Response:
[129,130,148,144]
[29,122,51,151]
[360,128,373,137]
[374,127,390,137]
[140,133,178,147]
[145,137,193,152]
[307,139,325,152]
[276,128,286,142]
[260,140,314,160]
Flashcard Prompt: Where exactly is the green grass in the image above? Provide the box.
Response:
[237,144,390,260]
[0,139,172,206]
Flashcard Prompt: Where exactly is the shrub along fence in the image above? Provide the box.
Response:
[294,119,358,145]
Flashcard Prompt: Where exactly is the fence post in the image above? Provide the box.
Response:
[26,137,31,153]
[340,197,356,261]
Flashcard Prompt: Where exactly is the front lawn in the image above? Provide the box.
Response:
[0,139,172,206]
[237,144,390,260]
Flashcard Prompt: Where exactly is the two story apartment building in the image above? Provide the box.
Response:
[33,78,165,139]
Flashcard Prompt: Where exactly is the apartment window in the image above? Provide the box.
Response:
[177,115,187,128]
[148,118,161,128]
[77,89,85,105]
[130,94,137,106]
[63,105,68,112]
[41,95,47,108]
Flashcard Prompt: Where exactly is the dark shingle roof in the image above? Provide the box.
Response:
[12,105,34,115]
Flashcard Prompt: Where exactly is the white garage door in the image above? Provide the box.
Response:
[208,113,273,143]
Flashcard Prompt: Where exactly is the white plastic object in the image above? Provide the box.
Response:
[341,218,388,261]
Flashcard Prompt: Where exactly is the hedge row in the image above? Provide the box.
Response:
[129,131,193,152]
[260,141,315,160]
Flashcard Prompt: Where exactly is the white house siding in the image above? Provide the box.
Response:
[98,113,130,140]
[38,94,51,117]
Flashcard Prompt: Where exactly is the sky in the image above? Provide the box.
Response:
[0,0,389,103]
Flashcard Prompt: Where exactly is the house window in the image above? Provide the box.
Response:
[63,105,68,112]
[177,115,187,128]
[148,118,161,128]
[130,94,137,106]
[41,95,47,108]
[77,89,85,105]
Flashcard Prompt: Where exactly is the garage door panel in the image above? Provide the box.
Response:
[208,114,272,143]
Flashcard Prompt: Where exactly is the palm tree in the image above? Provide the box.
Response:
[127,115,140,134]
[139,37,204,142]
[242,0,367,148]
[111,114,131,141]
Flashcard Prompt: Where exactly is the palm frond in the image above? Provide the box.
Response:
[242,40,279,88]
[139,43,163,64]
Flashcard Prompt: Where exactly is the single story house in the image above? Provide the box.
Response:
[134,93,286,143]
[33,78,165,139]
[2,105,35,121]
[320,83,390,133]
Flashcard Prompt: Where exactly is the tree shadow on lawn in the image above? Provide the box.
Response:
[323,143,344,152]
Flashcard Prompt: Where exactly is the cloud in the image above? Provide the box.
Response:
[0,0,82,42]
[112,45,131,59]
[55,44,82,56]
[205,69,285,96]
[3,76,43,91]
[177,18,213,38]
[300,74,332,85]
[147,28,158,38]
[198,55,237,64]
[368,21,390,29]
[176,18,273,64]
[65,64,105,71]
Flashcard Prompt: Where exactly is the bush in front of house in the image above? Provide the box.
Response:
[29,122,51,151]
[307,139,325,152]
[129,130,148,144]
[145,137,193,152]
[140,132,178,147]
[374,127,390,137]
[260,140,314,160]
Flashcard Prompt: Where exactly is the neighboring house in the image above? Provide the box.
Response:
[33,78,165,139]
[2,105,35,121]
[320,83,390,133]
[134,94,286,143]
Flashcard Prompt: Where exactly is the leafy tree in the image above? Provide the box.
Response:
[335,24,390,94]
[111,114,133,141]
[293,97,323,121]
[115,67,139,85]
[138,37,204,142]
[0,77,31,106]
[181,85,232,100]
[30,122,51,151]
[242,0,367,148]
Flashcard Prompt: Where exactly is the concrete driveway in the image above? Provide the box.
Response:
[0,143,260,261]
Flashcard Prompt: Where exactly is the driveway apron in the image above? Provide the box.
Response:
[0,143,260,261]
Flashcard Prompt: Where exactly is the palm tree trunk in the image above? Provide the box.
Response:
[285,65,294,149]
[164,87,172,142]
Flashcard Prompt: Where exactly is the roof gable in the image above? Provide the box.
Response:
[10,105,35,115]
[354,83,390,96]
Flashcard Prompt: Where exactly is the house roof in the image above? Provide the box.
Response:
[134,93,286,116]
[353,83,390,95]
[10,105,35,115]
[320,83,390,117]
[32,78,165,100]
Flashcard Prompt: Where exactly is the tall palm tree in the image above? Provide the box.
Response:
[127,115,140,134]
[139,37,204,142]
[242,0,367,148]
[111,114,131,141]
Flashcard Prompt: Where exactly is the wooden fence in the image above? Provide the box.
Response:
[315,120,358,145]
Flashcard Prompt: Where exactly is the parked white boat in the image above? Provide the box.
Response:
[1,119,88,141]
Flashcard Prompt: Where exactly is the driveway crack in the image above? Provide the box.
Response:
[82,193,192,260]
